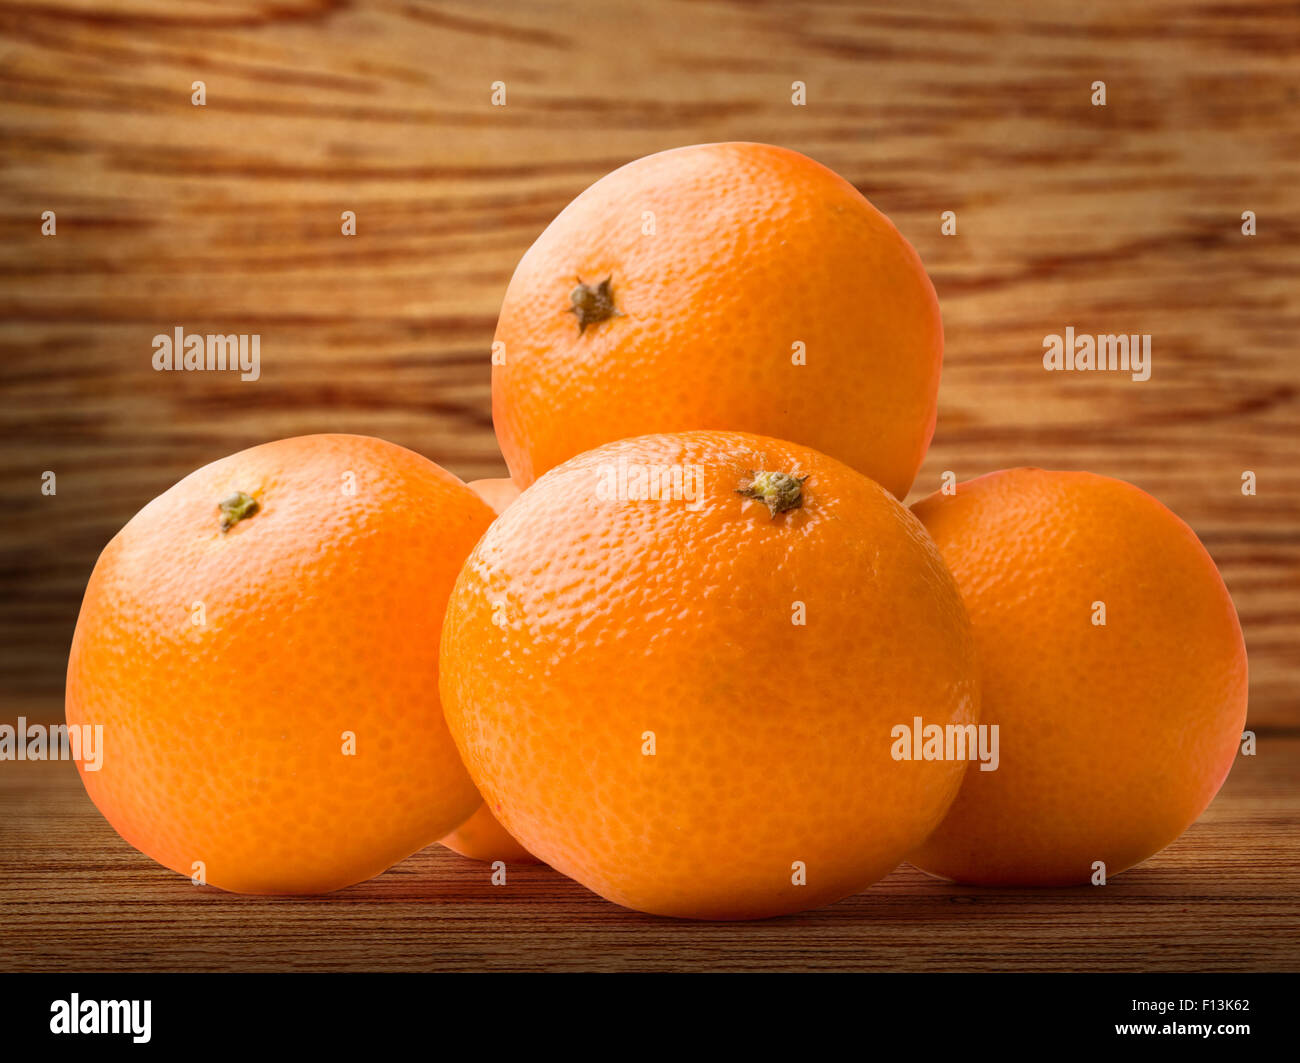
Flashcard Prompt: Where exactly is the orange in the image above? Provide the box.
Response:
[909,468,1249,885]
[492,142,942,499]
[439,803,539,865]
[439,430,979,919]
[439,475,540,865]
[65,434,492,894]
[465,477,519,516]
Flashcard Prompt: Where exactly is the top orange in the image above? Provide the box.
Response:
[492,142,942,498]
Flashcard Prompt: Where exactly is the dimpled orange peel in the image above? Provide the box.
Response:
[439,430,980,919]
[65,435,491,894]
[492,142,943,498]
[910,468,1249,885]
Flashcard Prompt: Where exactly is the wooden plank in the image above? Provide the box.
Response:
[1,730,1295,972]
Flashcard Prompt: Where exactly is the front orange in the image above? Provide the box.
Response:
[910,468,1249,885]
[440,431,979,919]
[492,142,943,499]
[65,434,491,894]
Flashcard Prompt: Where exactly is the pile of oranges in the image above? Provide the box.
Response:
[65,143,1248,919]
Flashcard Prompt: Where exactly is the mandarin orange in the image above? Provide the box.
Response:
[65,435,491,894]
[910,469,1249,885]
[439,431,979,919]
[440,802,539,865]
[465,477,520,517]
[492,142,942,498]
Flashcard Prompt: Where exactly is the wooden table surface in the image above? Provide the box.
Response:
[1,0,1298,971]
[2,732,1296,973]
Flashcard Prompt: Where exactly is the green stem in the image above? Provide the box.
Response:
[219,491,260,532]
[737,471,808,518]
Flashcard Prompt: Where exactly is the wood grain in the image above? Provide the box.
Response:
[2,0,1297,723]
[2,729,1296,972]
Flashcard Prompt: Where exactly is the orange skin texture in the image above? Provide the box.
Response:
[65,435,491,894]
[440,431,979,919]
[909,469,1249,886]
[492,142,942,499]
[439,475,541,864]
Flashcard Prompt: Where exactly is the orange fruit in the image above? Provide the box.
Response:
[65,434,491,894]
[465,477,519,516]
[439,430,979,919]
[492,142,942,499]
[909,468,1249,885]
[440,803,539,865]
[439,475,540,865]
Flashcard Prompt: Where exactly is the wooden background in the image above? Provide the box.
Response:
[1,0,1297,972]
